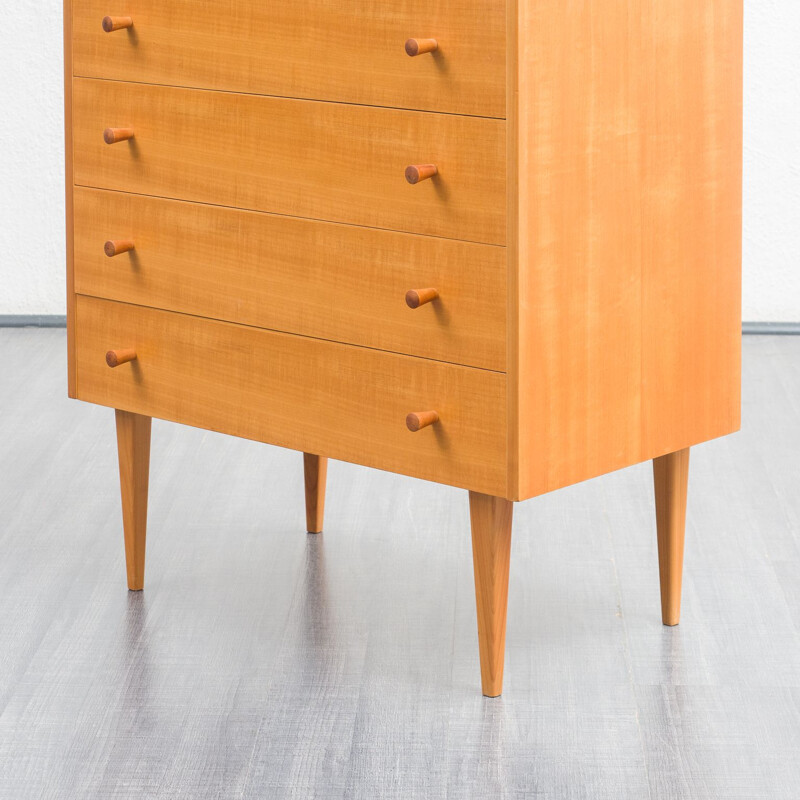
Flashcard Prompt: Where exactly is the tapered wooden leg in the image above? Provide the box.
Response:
[303,453,328,534]
[115,409,152,591]
[653,447,690,626]
[469,491,513,697]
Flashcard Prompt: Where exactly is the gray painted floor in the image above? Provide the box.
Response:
[0,329,798,799]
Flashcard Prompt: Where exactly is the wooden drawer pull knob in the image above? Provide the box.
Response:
[405,38,438,57]
[406,411,439,432]
[106,349,137,368]
[104,239,135,257]
[405,164,438,184]
[104,127,134,144]
[406,288,439,308]
[102,16,133,32]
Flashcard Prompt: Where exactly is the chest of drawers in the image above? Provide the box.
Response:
[64,0,742,696]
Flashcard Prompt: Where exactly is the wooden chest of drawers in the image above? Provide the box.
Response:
[64,0,742,695]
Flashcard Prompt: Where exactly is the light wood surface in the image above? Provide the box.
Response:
[73,79,505,244]
[508,0,742,501]
[469,491,513,697]
[114,409,151,591]
[72,188,507,371]
[653,448,690,626]
[72,0,504,117]
[509,1,640,498]
[639,3,743,459]
[75,296,508,496]
[303,453,327,534]
[73,79,506,246]
[64,0,76,397]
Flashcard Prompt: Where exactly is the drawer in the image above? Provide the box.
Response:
[74,189,507,372]
[72,79,506,246]
[71,0,505,118]
[75,296,508,496]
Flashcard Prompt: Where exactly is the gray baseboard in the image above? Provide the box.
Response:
[742,321,800,335]
[1,315,799,334]
[0,315,67,328]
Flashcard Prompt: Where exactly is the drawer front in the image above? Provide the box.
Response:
[74,189,507,372]
[75,296,508,496]
[72,79,506,246]
[71,0,504,119]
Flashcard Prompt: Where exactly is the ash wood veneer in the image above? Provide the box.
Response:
[72,78,506,246]
[65,0,742,695]
[73,0,503,117]
[73,188,506,371]
[75,295,508,497]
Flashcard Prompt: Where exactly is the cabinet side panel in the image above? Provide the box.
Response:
[639,2,742,456]
[513,2,644,499]
[64,0,76,396]
[513,0,742,501]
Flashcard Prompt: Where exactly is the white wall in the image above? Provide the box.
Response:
[1,3,798,320]
[743,1,800,321]
[0,6,66,316]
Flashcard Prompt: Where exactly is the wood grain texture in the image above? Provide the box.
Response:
[72,79,506,246]
[509,1,642,499]
[468,491,513,697]
[72,0,504,117]
[509,0,742,500]
[114,409,151,591]
[653,447,690,626]
[639,3,743,459]
[64,0,76,397]
[303,453,327,534]
[72,188,506,371]
[75,296,507,496]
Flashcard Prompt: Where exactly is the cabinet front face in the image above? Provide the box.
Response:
[73,188,507,372]
[72,0,506,117]
[66,0,513,496]
[76,296,509,496]
[72,79,507,246]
